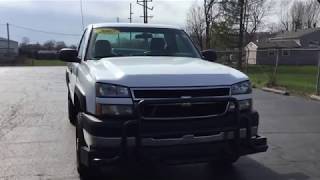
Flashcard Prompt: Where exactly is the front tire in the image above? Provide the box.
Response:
[68,94,77,125]
[76,115,94,179]
[221,155,240,165]
[211,155,240,167]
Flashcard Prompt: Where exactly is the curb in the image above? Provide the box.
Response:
[262,87,290,96]
[310,95,320,101]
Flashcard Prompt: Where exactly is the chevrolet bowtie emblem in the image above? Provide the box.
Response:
[180,96,192,99]
[180,96,192,107]
[180,102,192,107]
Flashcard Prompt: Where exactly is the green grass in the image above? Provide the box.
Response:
[26,59,66,66]
[247,65,319,95]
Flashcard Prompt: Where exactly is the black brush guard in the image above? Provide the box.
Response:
[86,97,268,166]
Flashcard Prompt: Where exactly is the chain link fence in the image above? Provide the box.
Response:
[216,48,320,95]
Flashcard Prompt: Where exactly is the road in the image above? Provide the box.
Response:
[0,67,320,180]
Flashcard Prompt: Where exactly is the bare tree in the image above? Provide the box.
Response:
[290,1,305,31]
[278,0,320,32]
[279,0,291,31]
[304,0,320,28]
[21,37,30,46]
[43,40,56,50]
[186,4,205,50]
[267,23,282,34]
[244,0,272,43]
[203,0,220,48]
[55,41,67,50]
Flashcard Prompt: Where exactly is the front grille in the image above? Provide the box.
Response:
[141,102,229,119]
[133,88,230,99]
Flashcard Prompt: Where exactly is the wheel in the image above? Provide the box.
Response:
[76,115,94,179]
[68,93,77,125]
[221,155,240,165]
[210,155,240,168]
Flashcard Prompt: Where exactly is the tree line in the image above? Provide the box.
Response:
[278,0,320,32]
[186,0,274,69]
[186,0,320,50]
[186,0,271,51]
[185,0,320,69]
[19,37,76,59]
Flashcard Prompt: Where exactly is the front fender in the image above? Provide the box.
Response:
[76,63,96,115]
[75,87,87,112]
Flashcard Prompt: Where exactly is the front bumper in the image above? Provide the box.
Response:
[78,97,268,166]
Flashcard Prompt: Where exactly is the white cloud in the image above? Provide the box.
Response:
[0,0,290,44]
[0,0,198,44]
[0,0,197,25]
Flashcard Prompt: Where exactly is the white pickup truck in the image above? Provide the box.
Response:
[59,23,268,178]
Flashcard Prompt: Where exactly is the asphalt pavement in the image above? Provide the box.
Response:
[0,67,320,180]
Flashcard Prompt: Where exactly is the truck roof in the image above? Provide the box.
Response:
[91,23,183,30]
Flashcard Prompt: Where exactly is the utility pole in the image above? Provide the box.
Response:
[80,0,85,29]
[316,0,320,94]
[129,3,134,40]
[129,3,134,23]
[6,23,10,56]
[137,0,153,23]
[316,51,320,95]
[238,0,245,70]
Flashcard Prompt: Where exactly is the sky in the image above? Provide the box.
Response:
[0,0,199,45]
[0,0,287,45]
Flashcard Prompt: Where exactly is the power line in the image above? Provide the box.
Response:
[7,23,81,37]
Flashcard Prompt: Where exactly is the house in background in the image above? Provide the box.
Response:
[0,37,19,62]
[245,42,258,64]
[256,28,320,65]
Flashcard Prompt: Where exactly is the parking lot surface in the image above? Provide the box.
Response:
[0,67,320,180]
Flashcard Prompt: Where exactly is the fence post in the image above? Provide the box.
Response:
[245,48,249,73]
[225,50,228,65]
[316,51,320,95]
[271,49,279,85]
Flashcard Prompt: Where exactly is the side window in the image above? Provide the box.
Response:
[268,49,275,56]
[282,49,290,56]
[78,30,87,59]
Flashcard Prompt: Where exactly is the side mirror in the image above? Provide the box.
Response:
[59,48,80,63]
[201,49,217,62]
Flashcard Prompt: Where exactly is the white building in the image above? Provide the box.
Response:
[245,42,258,65]
[0,37,19,61]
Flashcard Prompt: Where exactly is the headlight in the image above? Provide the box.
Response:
[228,99,252,111]
[96,83,130,97]
[96,104,133,116]
[231,81,252,95]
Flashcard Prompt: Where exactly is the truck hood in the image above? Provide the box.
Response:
[87,56,248,87]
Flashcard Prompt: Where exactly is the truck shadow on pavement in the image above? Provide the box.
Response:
[81,157,309,180]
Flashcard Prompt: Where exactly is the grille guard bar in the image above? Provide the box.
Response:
[121,97,242,161]
[88,97,268,165]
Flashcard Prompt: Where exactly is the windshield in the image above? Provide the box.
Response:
[87,27,201,59]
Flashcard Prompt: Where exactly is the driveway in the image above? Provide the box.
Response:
[0,67,319,180]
